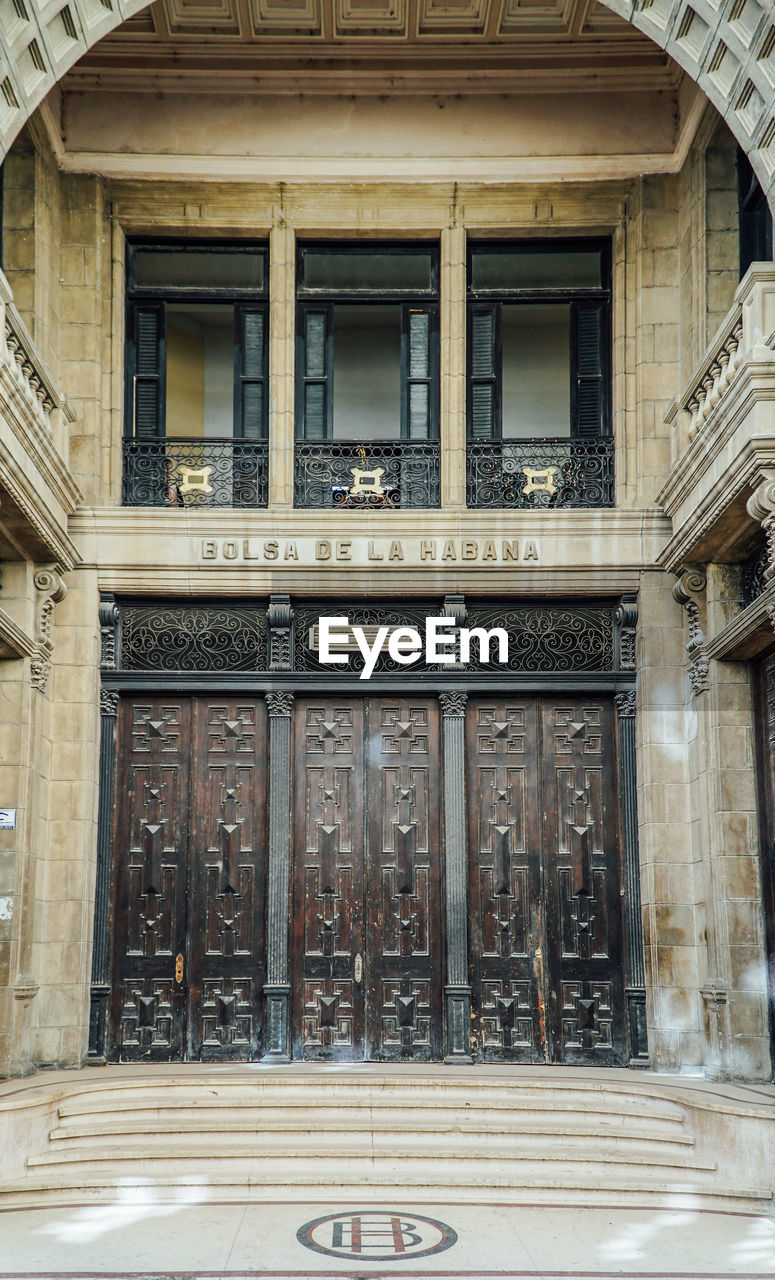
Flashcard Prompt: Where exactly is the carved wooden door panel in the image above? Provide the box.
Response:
[292,699,366,1060]
[754,654,775,1069]
[366,698,443,1061]
[109,696,266,1063]
[468,697,626,1065]
[291,697,443,1061]
[110,698,190,1061]
[188,699,267,1061]
[467,700,544,1061]
[542,698,626,1065]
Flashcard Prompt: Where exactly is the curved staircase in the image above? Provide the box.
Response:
[1,1066,773,1211]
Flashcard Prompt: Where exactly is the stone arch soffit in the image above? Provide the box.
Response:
[2,0,775,203]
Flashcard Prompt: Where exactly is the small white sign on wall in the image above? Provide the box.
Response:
[0,809,17,829]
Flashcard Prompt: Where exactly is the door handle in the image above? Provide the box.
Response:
[175,952,184,985]
[354,952,363,983]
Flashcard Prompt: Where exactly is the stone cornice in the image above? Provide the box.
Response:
[0,607,36,660]
[706,587,775,663]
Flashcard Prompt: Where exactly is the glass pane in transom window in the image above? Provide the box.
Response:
[136,250,264,291]
[302,250,434,293]
[501,304,570,438]
[166,303,234,437]
[332,304,401,438]
[472,250,602,292]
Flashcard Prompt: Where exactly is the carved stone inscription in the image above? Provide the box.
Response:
[292,698,443,1061]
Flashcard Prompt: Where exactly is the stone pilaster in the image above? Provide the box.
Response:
[88,687,118,1060]
[263,690,294,1062]
[439,690,471,1062]
[440,224,466,511]
[268,222,295,509]
[616,688,648,1064]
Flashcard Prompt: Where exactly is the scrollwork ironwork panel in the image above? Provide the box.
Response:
[121,606,268,672]
[295,441,440,509]
[742,538,769,607]
[123,439,268,508]
[466,439,614,509]
[293,605,436,674]
[464,606,615,673]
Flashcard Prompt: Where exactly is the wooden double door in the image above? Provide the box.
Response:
[109,697,267,1061]
[468,698,626,1065]
[292,697,444,1061]
[108,693,626,1065]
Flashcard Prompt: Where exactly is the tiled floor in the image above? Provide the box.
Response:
[1,1197,774,1279]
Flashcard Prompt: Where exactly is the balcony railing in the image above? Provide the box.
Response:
[466,438,614,509]
[122,438,269,508]
[294,440,441,509]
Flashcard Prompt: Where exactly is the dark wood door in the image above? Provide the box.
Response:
[468,697,626,1065]
[754,653,775,1069]
[109,697,266,1062]
[292,697,443,1061]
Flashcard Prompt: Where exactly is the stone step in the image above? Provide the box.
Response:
[49,1117,696,1149]
[56,1089,687,1126]
[28,1143,718,1175]
[0,1176,769,1214]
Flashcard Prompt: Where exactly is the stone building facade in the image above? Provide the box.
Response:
[0,0,774,1083]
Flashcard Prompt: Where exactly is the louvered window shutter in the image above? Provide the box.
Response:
[402,305,436,439]
[237,306,266,439]
[132,304,164,438]
[469,305,498,439]
[299,307,331,440]
[572,302,607,438]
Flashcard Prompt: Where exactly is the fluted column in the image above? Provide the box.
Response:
[440,690,472,1062]
[88,687,118,1060]
[263,691,294,1061]
[616,689,648,1064]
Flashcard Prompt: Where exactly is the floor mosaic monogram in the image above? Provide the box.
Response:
[296,1210,458,1260]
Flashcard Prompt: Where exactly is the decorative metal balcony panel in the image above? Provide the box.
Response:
[120,605,268,672]
[466,438,614,509]
[122,438,269,508]
[294,440,441,509]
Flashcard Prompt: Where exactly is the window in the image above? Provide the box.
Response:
[295,243,439,441]
[467,241,611,441]
[125,241,268,440]
[738,149,773,280]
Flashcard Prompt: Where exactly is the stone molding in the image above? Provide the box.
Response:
[30,567,66,694]
[672,568,710,696]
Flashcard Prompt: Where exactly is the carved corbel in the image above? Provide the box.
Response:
[267,594,293,671]
[747,474,775,583]
[672,568,709,696]
[30,567,67,694]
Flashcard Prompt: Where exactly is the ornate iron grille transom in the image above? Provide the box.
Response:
[120,606,268,671]
[294,605,438,674]
[464,605,615,672]
[742,539,769,608]
[294,441,440,509]
[466,439,614,509]
[294,603,616,674]
[123,439,269,508]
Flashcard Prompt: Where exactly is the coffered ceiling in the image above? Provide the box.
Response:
[65,0,674,93]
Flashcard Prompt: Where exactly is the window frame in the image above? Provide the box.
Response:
[124,239,269,441]
[466,238,612,442]
[295,240,440,442]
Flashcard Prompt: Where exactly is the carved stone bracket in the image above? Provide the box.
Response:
[746,475,775,634]
[672,568,709,696]
[30,567,66,693]
[268,595,293,671]
[99,595,120,670]
[615,594,638,672]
